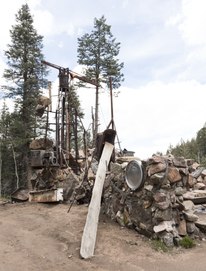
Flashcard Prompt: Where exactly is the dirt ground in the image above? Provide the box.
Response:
[0,202,206,271]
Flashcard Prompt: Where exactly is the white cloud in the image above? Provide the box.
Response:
[32,9,54,36]
[77,80,206,159]
[168,0,206,46]
[179,0,206,46]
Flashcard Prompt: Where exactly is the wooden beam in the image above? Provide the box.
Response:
[80,141,114,259]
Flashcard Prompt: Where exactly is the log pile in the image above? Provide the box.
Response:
[102,154,206,247]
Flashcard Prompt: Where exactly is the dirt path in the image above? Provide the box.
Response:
[0,202,206,271]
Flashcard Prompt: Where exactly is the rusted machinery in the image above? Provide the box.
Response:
[41,60,97,168]
[28,60,97,202]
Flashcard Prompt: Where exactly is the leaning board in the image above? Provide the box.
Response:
[80,142,114,259]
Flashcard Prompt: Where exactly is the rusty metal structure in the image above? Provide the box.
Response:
[40,60,98,168]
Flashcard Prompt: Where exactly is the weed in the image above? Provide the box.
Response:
[151,239,169,252]
[179,236,196,249]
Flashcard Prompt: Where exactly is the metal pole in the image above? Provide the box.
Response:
[109,77,114,129]
[48,81,52,112]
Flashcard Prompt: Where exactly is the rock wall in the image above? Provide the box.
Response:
[102,155,206,247]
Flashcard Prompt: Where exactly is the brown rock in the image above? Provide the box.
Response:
[167,167,182,183]
[197,175,204,182]
[148,155,165,165]
[173,157,187,168]
[148,163,166,177]
[153,191,170,210]
[190,162,200,170]
[194,182,206,190]
[187,174,197,188]
[177,219,187,236]
[153,192,167,203]
[179,168,189,175]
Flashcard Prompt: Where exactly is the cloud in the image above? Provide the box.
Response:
[77,80,206,159]
[32,8,54,36]
[179,0,206,46]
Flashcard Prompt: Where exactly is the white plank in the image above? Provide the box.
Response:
[80,142,114,259]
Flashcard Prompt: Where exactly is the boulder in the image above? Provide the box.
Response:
[195,214,206,233]
[183,212,198,222]
[173,157,187,168]
[147,163,166,176]
[167,167,182,183]
[187,174,197,188]
[183,200,195,212]
[153,221,174,233]
[150,172,165,185]
[177,219,187,236]
[186,222,197,234]
[148,155,165,164]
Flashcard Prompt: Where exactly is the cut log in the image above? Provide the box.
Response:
[80,141,114,259]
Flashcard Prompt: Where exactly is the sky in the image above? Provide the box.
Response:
[0,0,206,159]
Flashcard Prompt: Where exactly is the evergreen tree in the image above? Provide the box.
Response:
[0,101,11,140]
[2,4,48,188]
[0,102,15,195]
[77,15,124,142]
[196,126,206,159]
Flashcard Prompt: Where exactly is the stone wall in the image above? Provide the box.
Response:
[102,155,206,247]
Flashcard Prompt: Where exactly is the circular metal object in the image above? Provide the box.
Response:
[125,160,143,190]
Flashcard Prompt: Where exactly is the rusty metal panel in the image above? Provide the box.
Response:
[11,188,29,202]
[30,150,58,168]
[29,188,63,203]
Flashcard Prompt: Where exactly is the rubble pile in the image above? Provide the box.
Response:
[102,154,206,247]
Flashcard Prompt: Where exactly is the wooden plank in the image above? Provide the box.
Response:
[80,142,114,259]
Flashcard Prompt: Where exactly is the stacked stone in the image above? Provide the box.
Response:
[102,155,206,247]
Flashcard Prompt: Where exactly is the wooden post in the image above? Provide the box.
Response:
[80,141,114,259]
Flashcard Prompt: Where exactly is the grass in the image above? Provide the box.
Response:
[179,236,196,249]
[150,239,169,252]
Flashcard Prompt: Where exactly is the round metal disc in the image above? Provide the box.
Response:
[125,160,143,190]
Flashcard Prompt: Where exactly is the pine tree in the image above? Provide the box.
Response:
[77,15,124,142]
[0,102,15,195]
[3,4,48,188]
